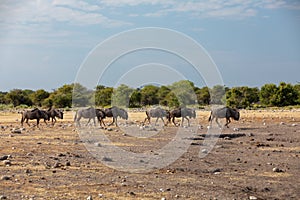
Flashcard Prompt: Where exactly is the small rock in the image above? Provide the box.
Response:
[3,160,11,166]
[161,198,166,200]
[107,128,113,131]
[65,161,71,166]
[247,133,254,137]
[272,167,283,173]
[0,155,9,161]
[224,136,231,140]
[94,143,101,147]
[249,196,257,200]
[291,123,297,127]
[11,128,22,134]
[279,122,285,125]
[128,191,135,196]
[98,194,103,198]
[201,149,208,154]
[87,196,93,200]
[233,128,239,131]
[1,176,11,180]
[0,195,7,200]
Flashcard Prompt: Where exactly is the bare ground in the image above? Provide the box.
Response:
[0,109,299,200]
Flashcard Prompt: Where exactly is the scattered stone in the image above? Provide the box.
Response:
[224,136,231,140]
[98,194,103,198]
[280,122,285,125]
[291,123,297,127]
[161,198,166,200]
[1,176,11,180]
[249,196,257,200]
[94,142,101,147]
[65,161,71,166]
[201,149,208,154]
[11,128,22,134]
[3,160,11,166]
[102,157,113,162]
[128,191,135,196]
[233,128,239,131]
[86,196,93,200]
[272,167,283,173]
[0,155,9,161]
[107,128,113,131]
[0,195,7,200]
[247,133,254,137]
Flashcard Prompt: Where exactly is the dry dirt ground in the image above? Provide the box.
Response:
[0,109,299,200]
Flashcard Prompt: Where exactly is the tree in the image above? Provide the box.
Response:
[0,92,7,104]
[259,83,278,106]
[294,83,300,104]
[196,86,210,105]
[164,92,180,108]
[140,85,159,106]
[5,89,33,107]
[30,89,50,107]
[129,88,142,108]
[273,82,298,106]
[226,86,259,108]
[111,84,134,107]
[95,85,113,107]
[72,83,92,107]
[169,80,197,106]
[210,85,226,105]
[157,86,171,106]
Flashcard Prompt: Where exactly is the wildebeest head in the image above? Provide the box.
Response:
[120,108,128,120]
[231,108,240,121]
[190,109,196,118]
[57,109,64,119]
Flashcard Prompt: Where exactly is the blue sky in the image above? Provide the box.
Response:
[0,0,300,91]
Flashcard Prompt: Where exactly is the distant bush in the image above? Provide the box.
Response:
[0,81,299,109]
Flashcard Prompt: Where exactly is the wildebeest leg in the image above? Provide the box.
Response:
[76,116,82,127]
[21,116,25,127]
[36,118,40,128]
[115,117,118,127]
[215,117,222,128]
[144,116,150,125]
[93,118,96,127]
[26,118,30,127]
[225,118,231,128]
[160,117,166,126]
[99,119,106,128]
[52,117,57,125]
[86,118,93,126]
[185,117,190,127]
[209,115,214,128]
[172,117,178,127]
[154,117,159,126]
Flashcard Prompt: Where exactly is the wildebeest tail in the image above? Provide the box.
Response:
[74,111,78,122]
[208,112,212,122]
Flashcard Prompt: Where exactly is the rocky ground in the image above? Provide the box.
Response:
[0,109,299,200]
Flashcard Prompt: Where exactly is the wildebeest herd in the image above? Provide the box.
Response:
[19,105,240,129]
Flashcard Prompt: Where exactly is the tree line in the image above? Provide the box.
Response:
[0,81,299,110]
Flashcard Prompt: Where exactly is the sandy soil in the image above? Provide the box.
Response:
[0,109,299,199]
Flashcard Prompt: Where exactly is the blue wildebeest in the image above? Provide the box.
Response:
[168,107,196,127]
[104,106,128,127]
[21,108,50,128]
[74,107,97,127]
[208,107,240,128]
[47,108,64,125]
[144,107,169,126]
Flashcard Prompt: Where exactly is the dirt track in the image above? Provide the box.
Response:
[0,110,300,199]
